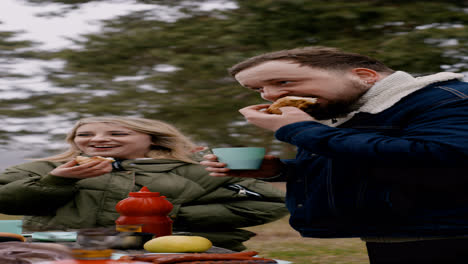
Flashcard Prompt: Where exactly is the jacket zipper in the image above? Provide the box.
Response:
[225,184,263,198]
[356,178,367,209]
[327,159,338,216]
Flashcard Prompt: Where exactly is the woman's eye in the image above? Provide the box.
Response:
[111,133,129,136]
[76,133,92,137]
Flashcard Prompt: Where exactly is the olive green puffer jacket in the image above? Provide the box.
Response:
[0,159,288,251]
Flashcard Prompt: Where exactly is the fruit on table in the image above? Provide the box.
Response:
[143,235,212,253]
[0,232,26,242]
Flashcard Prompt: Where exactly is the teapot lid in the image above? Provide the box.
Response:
[128,186,161,197]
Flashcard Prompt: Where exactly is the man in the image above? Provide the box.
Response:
[201,46,468,263]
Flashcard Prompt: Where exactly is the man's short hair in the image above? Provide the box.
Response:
[228,46,394,76]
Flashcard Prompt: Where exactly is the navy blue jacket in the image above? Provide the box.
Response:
[275,79,468,238]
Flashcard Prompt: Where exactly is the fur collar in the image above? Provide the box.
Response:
[321,71,465,127]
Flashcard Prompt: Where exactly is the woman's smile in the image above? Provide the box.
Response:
[90,145,120,148]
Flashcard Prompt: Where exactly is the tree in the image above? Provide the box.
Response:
[2,0,467,156]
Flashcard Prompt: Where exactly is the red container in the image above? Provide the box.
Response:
[115,187,173,237]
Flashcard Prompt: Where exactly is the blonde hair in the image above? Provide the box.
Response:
[39,116,199,164]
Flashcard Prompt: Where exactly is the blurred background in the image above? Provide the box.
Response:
[1,0,467,170]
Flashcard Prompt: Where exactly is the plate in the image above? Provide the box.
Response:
[31,231,77,242]
[110,253,292,263]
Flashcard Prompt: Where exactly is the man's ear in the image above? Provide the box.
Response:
[350,68,379,85]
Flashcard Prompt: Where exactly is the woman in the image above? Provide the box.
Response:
[0,116,288,251]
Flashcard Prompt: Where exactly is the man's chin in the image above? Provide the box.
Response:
[305,102,356,121]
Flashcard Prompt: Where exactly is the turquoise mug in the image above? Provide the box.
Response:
[212,147,265,170]
[0,220,22,234]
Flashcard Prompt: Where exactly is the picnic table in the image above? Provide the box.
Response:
[0,231,293,263]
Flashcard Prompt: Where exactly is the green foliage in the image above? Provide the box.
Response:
[1,0,467,155]
[0,32,35,51]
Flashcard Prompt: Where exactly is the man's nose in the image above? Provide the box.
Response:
[261,87,288,101]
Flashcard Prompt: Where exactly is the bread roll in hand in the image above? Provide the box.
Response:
[75,156,115,165]
[266,96,318,114]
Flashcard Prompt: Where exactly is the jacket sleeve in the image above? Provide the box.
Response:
[171,164,288,231]
[0,161,80,215]
[275,98,468,167]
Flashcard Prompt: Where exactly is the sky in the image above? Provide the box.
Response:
[0,0,237,50]
[0,0,237,101]
[1,0,156,50]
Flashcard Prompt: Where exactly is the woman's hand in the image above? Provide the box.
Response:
[200,154,283,178]
[50,159,113,179]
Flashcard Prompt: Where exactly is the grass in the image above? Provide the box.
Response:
[243,215,369,264]
[243,183,369,264]
[0,214,22,220]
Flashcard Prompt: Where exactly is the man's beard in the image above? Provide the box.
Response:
[306,80,368,120]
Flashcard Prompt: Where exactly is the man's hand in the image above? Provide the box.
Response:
[239,104,316,131]
[200,154,283,178]
[50,159,113,179]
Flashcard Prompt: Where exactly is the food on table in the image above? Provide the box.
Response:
[0,241,72,263]
[266,96,318,114]
[157,261,277,263]
[166,261,276,263]
[120,250,278,263]
[75,156,115,165]
[0,232,26,242]
[143,235,212,253]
